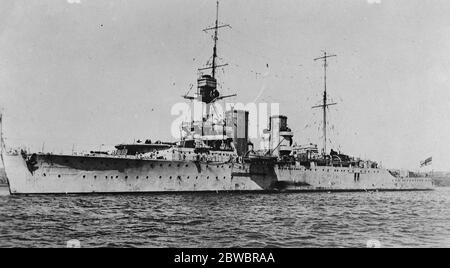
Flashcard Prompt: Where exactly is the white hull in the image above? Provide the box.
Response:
[2,153,434,195]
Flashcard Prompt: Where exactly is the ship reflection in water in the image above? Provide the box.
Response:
[0,188,449,248]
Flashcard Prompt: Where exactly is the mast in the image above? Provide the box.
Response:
[181,1,235,146]
[0,111,6,156]
[212,0,219,79]
[313,52,337,157]
[0,112,3,154]
[200,0,230,79]
[185,0,234,107]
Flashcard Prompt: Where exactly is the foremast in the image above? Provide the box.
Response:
[183,0,234,108]
[180,1,247,155]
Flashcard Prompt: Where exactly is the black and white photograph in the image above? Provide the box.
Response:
[0,0,449,251]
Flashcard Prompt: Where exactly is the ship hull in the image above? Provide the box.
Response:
[2,153,434,195]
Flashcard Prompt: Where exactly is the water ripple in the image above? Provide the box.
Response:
[1,187,450,247]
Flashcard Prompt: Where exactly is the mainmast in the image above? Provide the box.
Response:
[313,52,337,157]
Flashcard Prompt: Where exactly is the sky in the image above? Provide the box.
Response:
[0,0,449,170]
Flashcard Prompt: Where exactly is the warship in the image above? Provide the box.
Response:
[0,2,433,195]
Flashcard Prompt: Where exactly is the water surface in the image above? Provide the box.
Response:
[1,186,449,248]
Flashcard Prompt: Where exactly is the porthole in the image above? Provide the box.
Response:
[58,175,61,178]
[125,176,128,179]
[83,175,86,179]
[146,176,149,179]
[94,175,97,179]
